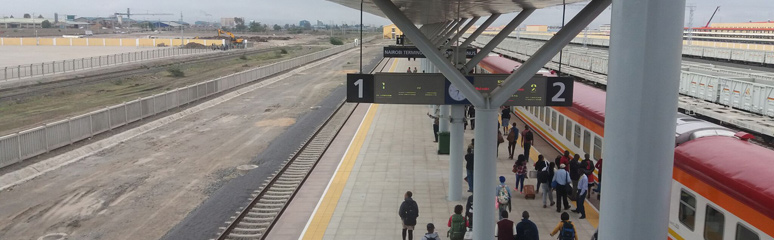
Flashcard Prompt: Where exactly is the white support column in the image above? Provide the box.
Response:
[599,0,685,239]
[437,18,467,46]
[462,9,534,72]
[472,108,497,240]
[439,105,450,132]
[460,14,500,48]
[444,16,480,49]
[448,105,464,201]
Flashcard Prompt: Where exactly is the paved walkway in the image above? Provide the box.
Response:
[269,58,599,240]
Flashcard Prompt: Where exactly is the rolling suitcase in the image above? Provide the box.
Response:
[523,185,536,199]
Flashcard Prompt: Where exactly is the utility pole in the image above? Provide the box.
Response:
[33,12,38,45]
[180,11,184,47]
[686,5,695,45]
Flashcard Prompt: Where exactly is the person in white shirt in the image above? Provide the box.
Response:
[572,169,589,219]
[552,164,572,212]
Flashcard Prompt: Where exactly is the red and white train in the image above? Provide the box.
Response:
[478,55,774,240]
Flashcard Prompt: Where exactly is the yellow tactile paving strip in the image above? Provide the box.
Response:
[300,104,379,240]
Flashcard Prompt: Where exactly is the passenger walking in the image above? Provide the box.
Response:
[497,129,504,157]
[507,123,519,159]
[400,191,420,240]
[467,139,475,155]
[580,154,596,199]
[553,164,572,212]
[595,158,603,200]
[515,211,539,240]
[513,155,527,193]
[496,176,512,217]
[447,205,468,240]
[521,126,534,160]
[465,149,474,192]
[569,154,581,200]
[467,106,476,130]
[413,67,418,73]
[496,211,515,240]
[534,154,548,192]
[501,106,512,133]
[421,223,440,240]
[572,169,589,219]
[540,160,556,208]
[427,109,440,142]
[559,151,571,171]
[464,195,473,230]
[550,212,578,240]
[408,67,412,73]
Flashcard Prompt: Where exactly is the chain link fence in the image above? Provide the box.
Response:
[1,48,214,81]
[0,39,368,169]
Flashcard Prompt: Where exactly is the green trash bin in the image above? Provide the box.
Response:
[438,132,450,154]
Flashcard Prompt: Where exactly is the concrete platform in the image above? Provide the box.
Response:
[268,58,600,240]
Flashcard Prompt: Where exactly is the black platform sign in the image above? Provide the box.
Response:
[346,74,574,106]
[373,73,445,104]
[347,74,374,103]
[383,46,477,58]
[546,77,574,106]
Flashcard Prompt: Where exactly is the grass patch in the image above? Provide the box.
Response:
[167,67,185,77]
[329,37,344,45]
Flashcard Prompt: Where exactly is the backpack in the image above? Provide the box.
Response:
[425,234,437,240]
[559,221,575,240]
[448,214,466,239]
[498,185,510,204]
[507,129,517,142]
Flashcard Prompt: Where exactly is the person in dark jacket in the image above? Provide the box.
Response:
[496,210,514,240]
[579,153,596,199]
[467,106,476,130]
[569,154,581,200]
[399,191,420,240]
[464,195,473,230]
[534,154,548,193]
[465,149,474,192]
[515,211,539,240]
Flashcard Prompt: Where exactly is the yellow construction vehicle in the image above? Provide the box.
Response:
[217,29,244,45]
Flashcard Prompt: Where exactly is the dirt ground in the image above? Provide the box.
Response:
[0,41,384,240]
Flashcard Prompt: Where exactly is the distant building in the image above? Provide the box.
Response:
[382,23,403,39]
[0,17,56,28]
[690,21,774,34]
[221,18,236,28]
[299,20,311,29]
[599,24,611,33]
[525,25,548,32]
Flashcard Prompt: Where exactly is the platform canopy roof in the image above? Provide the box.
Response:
[328,0,588,25]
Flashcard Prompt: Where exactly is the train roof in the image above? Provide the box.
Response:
[674,136,774,219]
[479,56,607,123]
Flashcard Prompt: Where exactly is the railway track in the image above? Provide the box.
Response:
[0,47,283,102]
[215,101,357,240]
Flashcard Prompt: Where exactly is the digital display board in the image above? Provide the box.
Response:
[346,73,573,106]
[473,74,548,106]
[372,73,446,104]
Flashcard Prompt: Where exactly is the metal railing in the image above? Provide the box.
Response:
[1,48,214,82]
[0,41,364,169]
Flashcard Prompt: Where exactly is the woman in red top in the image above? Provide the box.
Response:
[513,155,527,193]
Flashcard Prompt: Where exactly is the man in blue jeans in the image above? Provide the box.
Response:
[573,169,589,219]
[465,149,474,192]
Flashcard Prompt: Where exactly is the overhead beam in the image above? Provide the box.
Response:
[460,14,500,48]
[444,16,480,49]
[437,18,468,46]
[433,19,459,44]
[372,0,486,107]
[428,21,451,42]
[462,9,534,72]
[490,0,612,106]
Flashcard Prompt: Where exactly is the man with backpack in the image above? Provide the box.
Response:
[550,212,578,240]
[521,126,534,160]
[534,154,549,193]
[515,211,539,240]
[496,176,512,219]
[579,154,596,199]
[447,205,468,240]
[399,191,420,240]
[507,122,519,159]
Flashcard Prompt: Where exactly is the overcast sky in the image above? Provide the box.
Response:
[1,0,771,28]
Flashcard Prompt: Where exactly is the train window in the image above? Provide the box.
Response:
[704,206,725,240]
[540,107,545,122]
[566,120,572,141]
[679,190,696,231]
[558,116,565,136]
[544,108,550,124]
[551,111,558,130]
[735,224,759,240]
[593,137,602,160]
[583,130,591,154]
[573,125,581,147]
